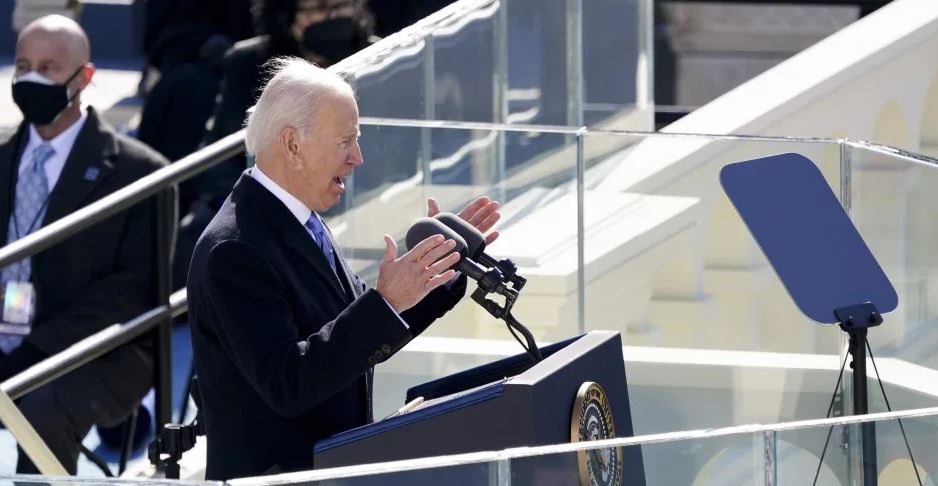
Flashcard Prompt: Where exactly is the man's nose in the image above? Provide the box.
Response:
[349,141,364,166]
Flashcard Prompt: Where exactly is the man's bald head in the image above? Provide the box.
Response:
[17,14,90,68]
[13,14,95,132]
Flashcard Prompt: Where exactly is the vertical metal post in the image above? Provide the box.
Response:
[422,35,436,188]
[565,0,584,128]
[637,0,655,128]
[839,140,853,216]
[492,0,509,200]
[576,130,586,334]
[569,0,586,334]
[154,190,174,430]
[489,458,511,486]
[759,430,777,486]
[839,141,861,486]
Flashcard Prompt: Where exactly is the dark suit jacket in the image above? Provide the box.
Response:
[0,108,170,373]
[188,172,466,480]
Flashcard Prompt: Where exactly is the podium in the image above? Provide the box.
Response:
[313,331,646,485]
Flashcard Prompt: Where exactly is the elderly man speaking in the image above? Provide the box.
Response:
[188,58,500,480]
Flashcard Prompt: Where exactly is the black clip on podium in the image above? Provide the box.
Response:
[721,153,899,486]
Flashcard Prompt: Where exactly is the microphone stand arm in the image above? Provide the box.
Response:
[470,267,541,364]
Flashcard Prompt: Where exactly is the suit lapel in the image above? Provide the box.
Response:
[44,110,115,225]
[236,174,350,303]
[281,225,349,302]
[0,124,28,245]
[326,227,360,299]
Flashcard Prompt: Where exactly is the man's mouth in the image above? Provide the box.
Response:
[333,176,345,189]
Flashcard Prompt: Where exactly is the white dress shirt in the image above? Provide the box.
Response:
[250,166,409,329]
[18,111,88,191]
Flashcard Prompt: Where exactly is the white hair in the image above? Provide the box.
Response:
[244,57,354,155]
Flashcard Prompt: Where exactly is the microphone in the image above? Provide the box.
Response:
[433,212,497,267]
[404,218,516,298]
[407,217,540,364]
[434,212,526,289]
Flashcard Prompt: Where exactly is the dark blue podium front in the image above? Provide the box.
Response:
[313,331,646,485]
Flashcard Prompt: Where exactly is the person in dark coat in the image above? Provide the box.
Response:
[0,15,175,474]
[188,58,500,480]
[198,0,376,206]
[136,0,254,210]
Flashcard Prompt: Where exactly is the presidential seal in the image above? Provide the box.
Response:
[570,382,622,486]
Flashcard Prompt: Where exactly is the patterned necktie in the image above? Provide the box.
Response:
[1,143,55,352]
[305,214,336,274]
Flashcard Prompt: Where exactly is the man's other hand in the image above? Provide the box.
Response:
[428,196,501,245]
[376,234,460,313]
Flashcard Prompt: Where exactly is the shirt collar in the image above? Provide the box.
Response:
[25,110,88,162]
[250,165,314,226]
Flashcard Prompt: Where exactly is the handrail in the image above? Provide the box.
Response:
[0,289,188,401]
[229,404,938,485]
[0,130,244,269]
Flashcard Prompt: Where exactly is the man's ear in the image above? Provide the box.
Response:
[76,63,95,91]
[279,126,302,163]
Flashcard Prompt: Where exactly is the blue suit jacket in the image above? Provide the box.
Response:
[187,172,466,480]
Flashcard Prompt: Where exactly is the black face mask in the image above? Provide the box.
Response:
[302,18,360,65]
[12,67,83,126]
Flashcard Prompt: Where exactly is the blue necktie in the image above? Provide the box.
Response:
[305,214,336,274]
[1,143,55,352]
[3,143,55,283]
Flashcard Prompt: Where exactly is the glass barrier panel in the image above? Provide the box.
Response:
[775,414,938,485]
[338,0,653,131]
[325,121,579,419]
[331,120,938,435]
[581,0,652,129]
[349,32,431,121]
[430,0,501,124]
[226,413,938,485]
[347,123,873,430]
[577,132,844,354]
[506,435,763,486]
[577,132,856,430]
[846,143,938,403]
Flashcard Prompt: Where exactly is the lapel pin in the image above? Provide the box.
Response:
[84,167,100,181]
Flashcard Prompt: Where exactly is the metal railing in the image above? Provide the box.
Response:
[228,403,938,485]
[0,131,244,475]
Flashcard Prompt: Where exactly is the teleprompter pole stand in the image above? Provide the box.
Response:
[834,302,883,486]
